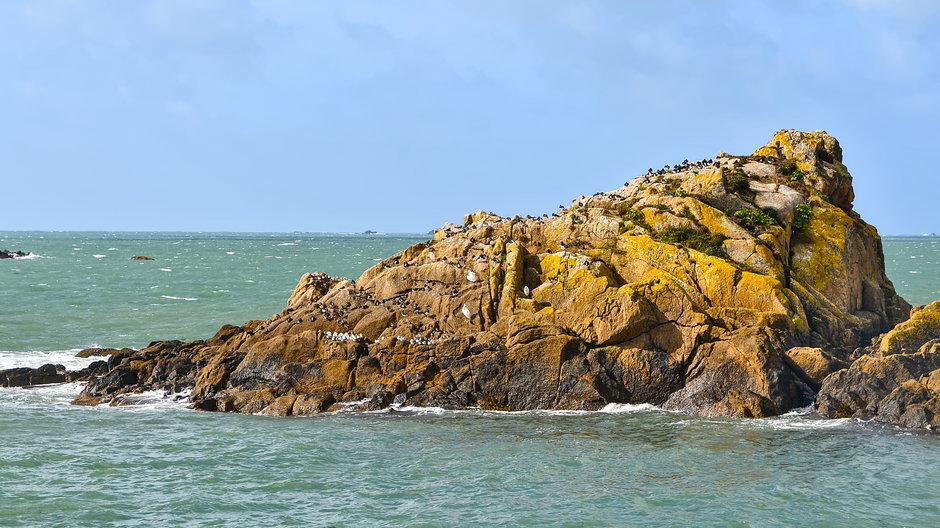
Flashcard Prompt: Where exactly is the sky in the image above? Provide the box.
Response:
[1,0,938,235]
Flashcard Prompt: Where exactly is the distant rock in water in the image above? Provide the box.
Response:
[130,256,154,260]
[75,347,132,358]
[0,250,32,259]
[61,129,937,429]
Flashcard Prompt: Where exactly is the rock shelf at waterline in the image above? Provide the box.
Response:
[11,129,938,429]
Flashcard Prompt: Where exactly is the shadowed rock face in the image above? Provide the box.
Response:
[68,130,917,420]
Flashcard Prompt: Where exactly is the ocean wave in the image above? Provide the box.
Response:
[159,268,173,272]
[160,295,198,301]
[0,382,86,408]
[320,402,667,418]
[0,349,102,370]
[97,388,192,412]
[746,406,854,430]
[92,254,106,258]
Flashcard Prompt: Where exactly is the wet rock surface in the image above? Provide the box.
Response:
[37,129,932,428]
[1,361,109,387]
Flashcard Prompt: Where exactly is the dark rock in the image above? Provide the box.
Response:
[0,250,31,259]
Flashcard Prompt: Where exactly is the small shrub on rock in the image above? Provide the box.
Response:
[793,202,813,230]
[728,168,750,193]
[655,226,727,257]
[778,158,798,176]
[734,208,777,227]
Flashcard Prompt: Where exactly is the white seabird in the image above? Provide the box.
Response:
[461,304,472,319]
[466,270,478,282]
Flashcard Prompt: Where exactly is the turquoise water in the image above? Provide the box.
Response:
[2,232,939,527]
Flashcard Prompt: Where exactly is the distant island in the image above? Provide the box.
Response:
[0,250,33,259]
[6,130,939,430]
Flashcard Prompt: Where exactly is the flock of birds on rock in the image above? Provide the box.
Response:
[645,158,722,178]
[249,152,791,347]
[323,331,364,342]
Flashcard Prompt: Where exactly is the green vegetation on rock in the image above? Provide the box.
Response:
[793,203,813,230]
[654,226,727,257]
[734,208,777,227]
[728,168,749,193]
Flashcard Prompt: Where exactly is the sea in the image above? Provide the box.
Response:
[1,232,938,527]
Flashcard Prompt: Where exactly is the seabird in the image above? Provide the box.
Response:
[461,304,472,320]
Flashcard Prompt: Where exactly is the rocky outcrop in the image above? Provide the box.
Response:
[130,256,154,260]
[816,301,940,429]
[67,130,916,421]
[0,361,109,387]
[75,347,131,358]
[0,250,32,259]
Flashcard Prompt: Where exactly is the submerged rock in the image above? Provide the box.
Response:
[66,130,925,424]
[130,256,154,260]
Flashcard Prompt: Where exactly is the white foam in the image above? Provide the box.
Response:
[389,404,449,415]
[226,251,235,255]
[0,349,102,370]
[598,402,662,413]
[160,295,198,301]
[159,268,172,272]
[277,242,297,246]
[0,382,86,408]
[329,402,666,417]
[92,254,106,258]
[99,388,192,412]
[748,407,853,430]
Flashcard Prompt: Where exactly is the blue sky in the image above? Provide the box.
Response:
[2,0,938,234]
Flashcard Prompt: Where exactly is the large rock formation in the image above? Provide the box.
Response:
[68,130,922,422]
